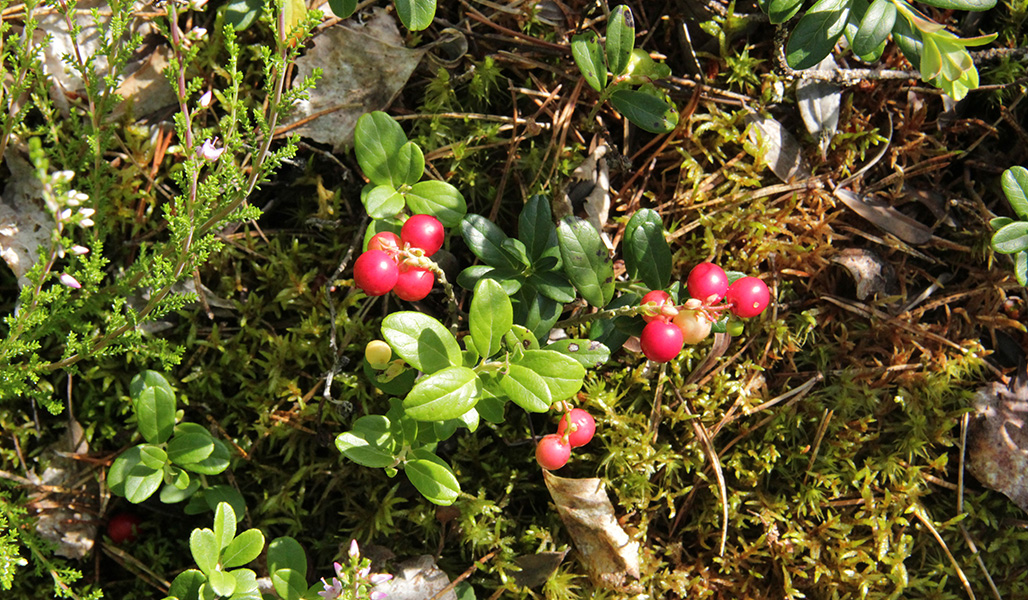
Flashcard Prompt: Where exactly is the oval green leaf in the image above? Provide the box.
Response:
[470,279,513,359]
[519,195,558,263]
[390,141,425,187]
[190,528,219,575]
[460,213,518,269]
[335,417,398,469]
[160,478,201,503]
[403,366,480,421]
[785,0,851,70]
[181,437,231,475]
[221,529,265,569]
[514,350,586,401]
[168,570,205,600]
[327,0,357,18]
[916,0,995,9]
[605,5,635,76]
[571,31,607,92]
[992,222,1028,254]
[513,287,562,341]
[1002,166,1028,220]
[853,0,895,56]
[213,502,237,552]
[528,271,576,303]
[405,448,461,505]
[268,536,307,579]
[405,180,467,227]
[623,208,671,290]
[499,363,552,413]
[395,0,436,30]
[544,339,611,369]
[167,432,215,466]
[133,384,176,445]
[609,89,679,134]
[766,0,805,23]
[363,184,405,220]
[382,311,461,373]
[557,217,614,308]
[355,112,408,187]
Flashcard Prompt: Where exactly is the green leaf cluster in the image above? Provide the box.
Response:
[570,6,679,133]
[991,166,1028,285]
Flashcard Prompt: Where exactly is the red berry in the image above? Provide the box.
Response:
[726,277,770,318]
[354,250,399,296]
[673,309,712,344]
[687,262,729,303]
[401,214,445,256]
[367,231,401,256]
[536,434,571,470]
[557,408,595,448]
[393,264,435,301]
[640,320,684,363]
[107,512,141,544]
[639,290,675,323]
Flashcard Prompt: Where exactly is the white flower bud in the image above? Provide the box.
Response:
[59,273,81,289]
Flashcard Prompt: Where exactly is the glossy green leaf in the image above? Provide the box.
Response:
[458,407,480,432]
[336,416,398,468]
[785,0,850,70]
[208,569,236,597]
[505,324,540,351]
[223,0,262,30]
[405,180,467,227]
[605,5,635,76]
[405,449,461,505]
[404,366,480,421]
[916,0,995,9]
[221,529,265,569]
[354,112,408,187]
[395,0,436,30]
[388,141,424,187]
[765,0,805,23]
[519,195,558,262]
[992,217,1015,230]
[623,209,672,290]
[992,222,1028,254]
[460,213,518,269]
[190,528,219,575]
[499,364,552,413]
[268,569,306,600]
[168,570,206,600]
[544,339,611,369]
[513,287,562,341]
[182,438,231,475]
[608,89,679,133]
[133,380,176,445]
[514,350,585,401]
[892,14,924,66]
[213,502,237,552]
[528,271,576,303]
[501,238,531,268]
[571,31,607,92]
[230,569,260,599]
[1002,166,1028,220]
[853,0,895,56]
[557,217,614,308]
[470,279,512,359]
[160,477,200,503]
[267,536,307,577]
[167,432,215,466]
[382,311,461,373]
[129,370,173,398]
[363,184,405,220]
[476,384,507,423]
[110,445,164,503]
[1015,252,1028,286]
[327,0,357,18]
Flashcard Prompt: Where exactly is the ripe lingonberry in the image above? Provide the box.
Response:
[640,320,684,363]
[535,434,571,470]
[365,340,393,369]
[401,214,445,256]
[393,264,435,301]
[639,290,675,323]
[557,408,596,448]
[673,309,712,344]
[367,231,402,256]
[726,276,770,318]
[687,262,729,303]
[354,250,399,296]
[107,512,141,544]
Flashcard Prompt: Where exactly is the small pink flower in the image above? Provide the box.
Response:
[199,90,213,108]
[370,591,387,600]
[69,245,89,256]
[357,566,370,579]
[199,138,225,161]
[59,273,81,289]
[317,577,342,600]
[369,573,393,585]
[348,539,360,559]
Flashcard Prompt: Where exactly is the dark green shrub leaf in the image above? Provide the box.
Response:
[853,0,895,56]
[405,181,467,227]
[765,0,806,23]
[513,287,562,340]
[470,279,513,358]
[327,0,357,18]
[190,528,219,575]
[395,0,436,30]
[505,324,540,351]
[785,0,851,70]
[132,380,176,445]
[110,446,164,503]
[544,339,611,369]
[519,195,558,263]
[160,478,201,503]
[355,112,408,187]
[1015,252,1027,286]
[336,416,398,468]
[528,271,576,303]
[268,537,307,581]
[1002,166,1028,220]
[608,89,679,133]
[892,14,923,66]
[476,386,507,423]
[382,311,461,373]
[221,529,265,569]
[363,184,405,220]
[916,0,995,9]
[223,0,262,30]
[991,217,1015,230]
[405,449,460,505]
[571,31,607,92]
[269,569,306,600]
[501,238,531,268]
[500,364,552,412]
[167,433,215,466]
[181,438,231,475]
[992,222,1028,254]
[514,350,586,401]
[623,209,671,289]
[605,5,635,76]
[460,214,518,269]
[195,485,246,520]
[557,217,614,308]
[168,570,206,600]
[404,366,480,421]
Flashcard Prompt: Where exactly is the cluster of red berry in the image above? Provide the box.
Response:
[638,262,770,363]
[353,215,445,301]
[535,408,596,470]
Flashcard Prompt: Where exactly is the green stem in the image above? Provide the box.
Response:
[554,304,645,329]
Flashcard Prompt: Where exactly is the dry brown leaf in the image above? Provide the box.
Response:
[744,112,811,183]
[30,420,100,559]
[371,554,456,600]
[112,45,177,119]
[543,470,640,591]
[796,56,840,158]
[834,188,934,245]
[831,248,900,300]
[288,9,426,152]
[967,363,1028,514]
[511,551,567,588]
[0,150,53,288]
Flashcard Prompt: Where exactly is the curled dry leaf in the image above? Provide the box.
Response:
[967,363,1028,514]
[556,142,612,248]
[0,150,52,288]
[511,550,568,588]
[744,112,812,183]
[542,470,640,591]
[796,56,840,158]
[288,9,426,152]
[834,188,934,245]
[831,248,899,300]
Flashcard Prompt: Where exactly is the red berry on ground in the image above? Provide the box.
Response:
[401,214,445,256]
[393,264,435,301]
[107,512,142,544]
[687,262,729,303]
[726,276,770,318]
[367,231,401,256]
[640,320,684,363]
[673,309,712,344]
[536,434,571,470]
[639,290,674,323]
[557,408,596,448]
[354,250,399,296]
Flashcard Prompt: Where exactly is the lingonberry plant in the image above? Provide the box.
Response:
[991,166,1028,285]
[338,111,772,503]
